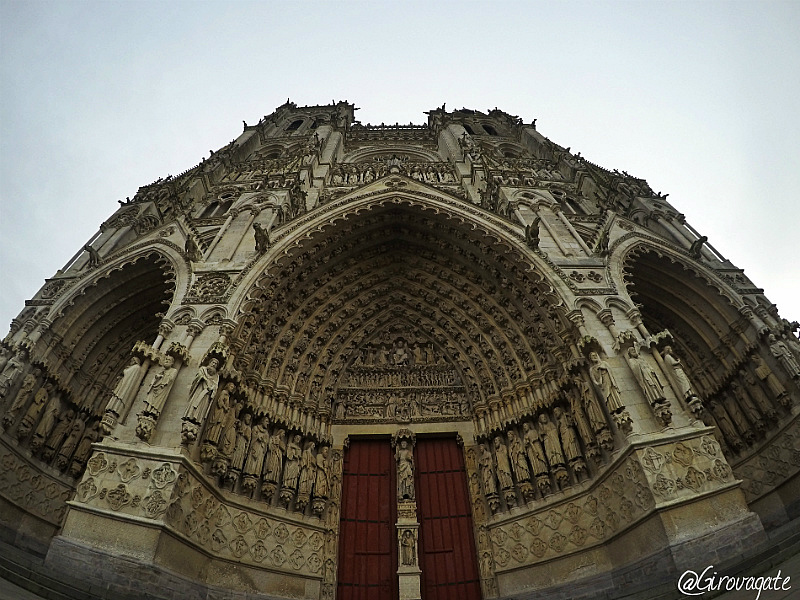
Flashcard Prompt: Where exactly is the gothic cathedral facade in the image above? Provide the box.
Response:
[1,101,799,600]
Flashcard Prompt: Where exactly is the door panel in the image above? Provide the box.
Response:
[337,439,397,600]
[415,438,482,600]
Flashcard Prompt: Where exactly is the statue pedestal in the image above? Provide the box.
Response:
[398,565,422,600]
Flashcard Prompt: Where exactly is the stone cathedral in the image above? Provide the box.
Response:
[1,101,799,600]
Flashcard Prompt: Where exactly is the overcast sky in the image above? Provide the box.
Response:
[1,1,798,334]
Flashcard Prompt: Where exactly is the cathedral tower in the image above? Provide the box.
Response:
[1,100,798,600]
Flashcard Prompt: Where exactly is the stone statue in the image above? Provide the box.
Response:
[18,382,54,439]
[243,416,270,478]
[297,442,317,506]
[506,430,531,483]
[588,352,624,413]
[708,400,742,450]
[522,421,549,476]
[314,446,330,499]
[626,346,666,406]
[538,413,565,467]
[478,443,497,496]
[43,408,75,461]
[185,233,203,262]
[69,420,100,478]
[82,244,101,269]
[283,434,303,491]
[493,436,514,490]
[204,382,235,446]
[2,368,40,428]
[263,428,286,483]
[739,369,777,420]
[400,529,416,566]
[104,356,142,426]
[688,235,707,259]
[56,413,86,471]
[229,413,252,475]
[253,222,270,254]
[0,351,24,399]
[662,346,699,402]
[31,399,62,453]
[184,358,220,424]
[396,439,415,500]
[554,407,584,473]
[768,334,800,379]
[751,355,788,404]
[142,356,177,417]
[525,217,541,250]
[566,386,595,447]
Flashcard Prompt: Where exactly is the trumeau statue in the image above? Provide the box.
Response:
[396,439,415,500]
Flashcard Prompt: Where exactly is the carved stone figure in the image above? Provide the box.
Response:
[314,446,330,499]
[0,351,24,398]
[396,439,415,500]
[3,368,40,427]
[522,421,549,476]
[56,413,86,470]
[478,443,497,496]
[525,217,541,250]
[626,347,666,405]
[506,430,530,482]
[185,233,203,261]
[244,416,270,477]
[662,346,697,401]
[297,441,317,509]
[204,382,235,446]
[751,355,788,404]
[31,400,62,453]
[493,436,514,490]
[104,357,142,433]
[253,222,270,254]
[263,428,286,483]
[739,369,777,420]
[142,356,177,417]
[282,434,303,491]
[554,407,585,476]
[588,352,623,412]
[43,409,75,461]
[184,358,220,424]
[538,413,565,467]
[708,400,742,450]
[400,529,416,566]
[229,413,252,477]
[18,382,54,439]
[768,334,800,379]
[729,381,765,432]
[688,235,707,258]
[82,244,101,269]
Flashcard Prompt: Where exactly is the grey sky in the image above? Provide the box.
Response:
[1,1,798,332]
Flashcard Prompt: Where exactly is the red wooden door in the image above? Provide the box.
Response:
[337,439,398,600]
[415,438,482,600]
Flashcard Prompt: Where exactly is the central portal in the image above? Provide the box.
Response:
[337,437,481,600]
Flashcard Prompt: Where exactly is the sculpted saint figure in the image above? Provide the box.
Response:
[70,421,100,477]
[662,346,699,402]
[43,409,75,461]
[3,368,40,427]
[396,439,415,500]
[751,355,787,401]
[507,430,531,482]
[204,382,235,446]
[493,436,514,490]
[708,400,742,449]
[522,421,549,475]
[478,443,498,496]
[56,414,86,470]
[0,352,24,398]
[626,347,667,406]
[589,352,624,413]
[263,428,286,483]
[282,434,303,490]
[18,382,54,439]
[229,413,253,474]
[554,407,582,463]
[739,369,777,420]
[400,530,416,566]
[538,413,565,467]
[243,416,270,477]
[184,358,220,423]
[768,334,800,378]
[31,399,62,452]
[106,357,142,418]
[314,446,330,499]
[298,442,317,498]
[143,356,177,417]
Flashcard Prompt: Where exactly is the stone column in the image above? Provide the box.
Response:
[393,429,422,600]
